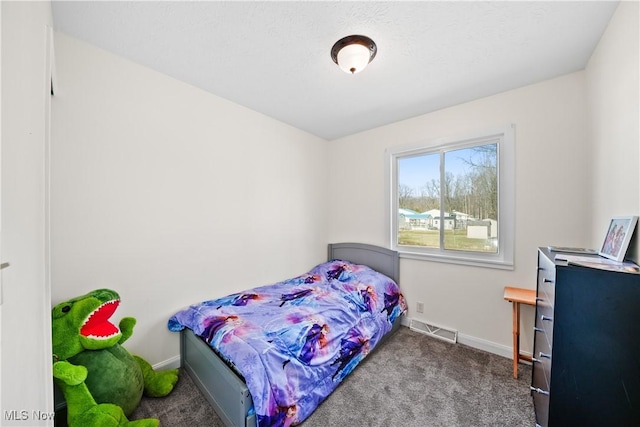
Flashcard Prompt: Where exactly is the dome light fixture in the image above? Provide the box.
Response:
[330,35,377,75]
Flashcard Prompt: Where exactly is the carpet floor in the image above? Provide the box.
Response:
[131,326,534,426]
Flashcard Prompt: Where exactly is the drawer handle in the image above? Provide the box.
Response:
[536,297,544,302]
[0,262,9,270]
[530,386,550,396]
[543,278,554,283]
[532,357,541,363]
[541,315,553,322]
[534,327,543,333]
[539,352,551,359]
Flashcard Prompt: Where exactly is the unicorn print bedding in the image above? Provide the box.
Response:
[168,259,407,426]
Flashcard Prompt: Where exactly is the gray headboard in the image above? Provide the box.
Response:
[328,242,400,283]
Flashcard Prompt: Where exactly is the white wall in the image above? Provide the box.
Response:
[48,1,638,371]
[327,72,591,356]
[1,1,54,425]
[51,33,328,366]
[327,1,639,357]
[586,1,640,262]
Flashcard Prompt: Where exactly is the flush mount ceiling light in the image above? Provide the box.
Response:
[330,35,377,75]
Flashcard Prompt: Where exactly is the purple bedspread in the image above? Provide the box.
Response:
[168,259,406,426]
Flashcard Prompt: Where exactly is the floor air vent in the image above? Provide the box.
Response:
[410,319,458,344]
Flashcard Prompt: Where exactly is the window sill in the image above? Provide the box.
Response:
[398,249,514,270]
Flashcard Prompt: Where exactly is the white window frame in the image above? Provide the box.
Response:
[386,125,515,270]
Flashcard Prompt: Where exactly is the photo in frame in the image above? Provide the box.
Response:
[599,216,639,262]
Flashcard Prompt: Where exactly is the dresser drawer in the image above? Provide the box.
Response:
[537,251,556,298]
[537,270,555,309]
[533,330,552,380]
[532,389,549,427]
[535,300,555,346]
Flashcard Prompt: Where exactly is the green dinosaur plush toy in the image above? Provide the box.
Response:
[52,289,179,426]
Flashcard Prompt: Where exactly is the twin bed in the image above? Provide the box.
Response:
[168,243,406,427]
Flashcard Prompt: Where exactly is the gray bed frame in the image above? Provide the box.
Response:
[180,243,401,427]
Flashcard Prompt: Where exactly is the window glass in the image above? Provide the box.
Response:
[397,153,439,249]
[443,143,498,253]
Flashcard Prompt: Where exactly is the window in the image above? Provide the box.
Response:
[387,125,514,269]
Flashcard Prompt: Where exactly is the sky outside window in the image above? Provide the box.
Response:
[398,147,487,201]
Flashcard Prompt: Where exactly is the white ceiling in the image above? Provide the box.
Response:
[51,1,619,140]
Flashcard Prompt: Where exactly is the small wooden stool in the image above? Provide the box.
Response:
[503,286,536,379]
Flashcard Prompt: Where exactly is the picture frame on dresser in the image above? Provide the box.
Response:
[598,215,638,262]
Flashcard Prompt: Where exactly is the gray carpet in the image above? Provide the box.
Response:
[132,326,535,426]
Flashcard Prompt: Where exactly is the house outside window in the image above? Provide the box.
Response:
[386,125,515,269]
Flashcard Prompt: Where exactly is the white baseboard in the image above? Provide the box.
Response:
[153,355,181,371]
[404,316,531,362]
[457,332,513,359]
